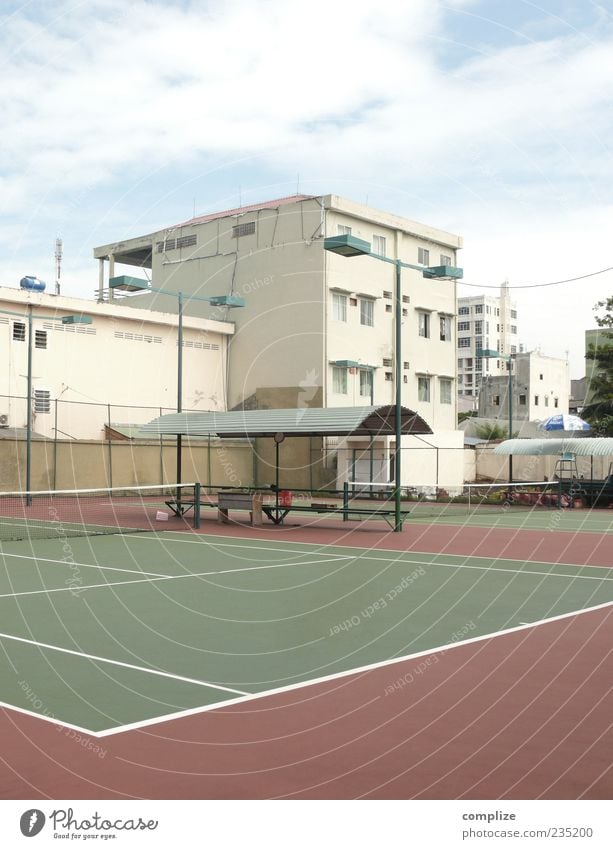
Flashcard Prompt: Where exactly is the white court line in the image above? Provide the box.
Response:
[130,532,613,573]
[0,551,171,579]
[0,555,354,599]
[98,599,613,737]
[0,631,248,696]
[0,699,97,737]
[127,536,352,560]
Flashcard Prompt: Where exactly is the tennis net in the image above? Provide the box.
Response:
[0,483,201,542]
[346,480,565,518]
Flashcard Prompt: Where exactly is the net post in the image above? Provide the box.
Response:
[343,481,349,522]
[193,482,201,529]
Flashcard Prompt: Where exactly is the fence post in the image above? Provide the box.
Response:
[343,481,349,522]
[194,482,201,529]
[107,404,113,488]
[53,398,58,490]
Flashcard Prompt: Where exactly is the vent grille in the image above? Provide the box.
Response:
[114,331,162,344]
[232,221,256,238]
[44,323,96,335]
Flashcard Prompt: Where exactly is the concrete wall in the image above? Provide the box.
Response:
[0,437,255,493]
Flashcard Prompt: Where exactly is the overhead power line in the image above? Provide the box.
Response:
[459,266,613,290]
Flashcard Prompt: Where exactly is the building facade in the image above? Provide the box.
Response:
[478,351,570,426]
[0,285,233,440]
[456,282,519,411]
[93,194,465,487]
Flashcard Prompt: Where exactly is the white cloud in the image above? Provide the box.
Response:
[1,0,612,377]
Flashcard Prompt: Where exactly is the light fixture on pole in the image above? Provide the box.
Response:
[324,234,463,532]
[476,348,514,482]
[109,277,245,500]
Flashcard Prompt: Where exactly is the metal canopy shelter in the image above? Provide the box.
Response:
[493,438,613,457]
[140,405,433,439]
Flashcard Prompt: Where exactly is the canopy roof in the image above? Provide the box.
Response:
[493,438,613,457]
[140,405,432,439]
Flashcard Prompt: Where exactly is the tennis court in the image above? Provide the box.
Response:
[1,482,612,798]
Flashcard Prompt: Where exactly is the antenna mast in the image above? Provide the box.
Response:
[54,237,63,296]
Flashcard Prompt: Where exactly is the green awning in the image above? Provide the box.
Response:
[492,438,613,457]
[140,405,432,439]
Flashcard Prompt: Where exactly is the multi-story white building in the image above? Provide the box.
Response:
[93,194,465,488]
[0,284,233,440]
[478,351,570,425]
[456,282,519,411]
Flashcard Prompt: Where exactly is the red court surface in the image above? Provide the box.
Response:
[0,516,611,800]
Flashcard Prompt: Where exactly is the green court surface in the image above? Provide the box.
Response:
[404,503,613,532]
[1,532,612,734]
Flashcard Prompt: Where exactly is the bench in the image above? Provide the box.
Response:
[217,491,263,526]
[262,502,410,529]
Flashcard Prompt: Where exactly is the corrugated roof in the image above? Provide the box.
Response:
[140,405,432,439]
[176,194,314,229]
[492,438,613,457]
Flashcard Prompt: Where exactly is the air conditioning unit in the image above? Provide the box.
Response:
[0,414,9,428]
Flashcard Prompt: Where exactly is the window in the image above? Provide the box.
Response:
[418,247,429,265]
[511,345,517,354]
[404,361,410,370]
[402,308,408,317]
[372,235,386,256]
[349,296,358,307]
[457,321,470,332]
[338,224,352,235]
[475,320,483,334]
[176,234,197,249]
[33,389,51,414]
[554,397,559,408]
[493,395,500,406]
[486,306,491,314]
[474,304,483,314]
[359,369,373,398]
[332,366,347,394]
[440,254,452,266]
[458,375,464,385]
[458,337,471,348]
[534,395,539,406]
[418,312,430,338]
[231,221,256,238]
[519,394,527,406]
[439,315,451,341]
[457,358,463,368]
[458,306,469,315]
[465,374,473,384]
[544,396,549,407]
[511,309,517,319]
[440,378,452,404]
[13,322,25,341]
[360,298,374,327]
[418,376,431,402]
[35,330,47,350]
[465,358,473,368]
[382,358,393,367]
[475,358,482,370]
[383,291,392,299]
[475,336,482,351]
[539,373,544,380]
[403,375,408,384]
[385,304,392,313]
[385,372,393,381]
[332,292,347,322]
[510,325,517,334]
[402,295,410,304]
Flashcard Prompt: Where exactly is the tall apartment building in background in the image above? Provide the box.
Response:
[456,282,518,412]
[93,194,465,488]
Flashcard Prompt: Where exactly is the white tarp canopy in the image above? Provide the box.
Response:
[493,438,613,457]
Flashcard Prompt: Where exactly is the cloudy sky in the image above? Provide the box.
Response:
[2,0,612,377]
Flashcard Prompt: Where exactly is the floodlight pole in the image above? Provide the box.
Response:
[176,292,183,495]
[508,355,513,483]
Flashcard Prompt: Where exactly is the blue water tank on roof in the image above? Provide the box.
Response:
[20,276,46,292]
